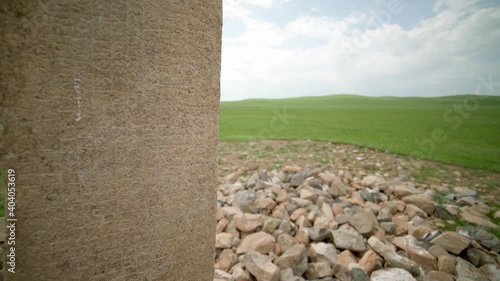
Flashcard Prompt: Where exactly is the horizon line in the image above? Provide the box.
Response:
[220,93,498,102]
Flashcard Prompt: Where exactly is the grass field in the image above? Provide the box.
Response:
[219,94,500,172]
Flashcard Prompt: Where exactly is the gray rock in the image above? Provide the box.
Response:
[279,219,295,235]
[290,172,305,187]
[243,251,280,281]
[370,268,416,281]
[466,248,496,267]
[307,226,332,242]
[457,226,500,252]
[308,178,323,190]
[421,230,443,243]
[455,257,489,281]
[350,267,369,281]
[457,196,477,207]
[360,188,381,203]
[331,263,354,281]
[332,229,367,252]
[233,190,258,213]
[455,189,478,199]
[377,208,391,222]
[247,173,260,188]
[335,214,349,224]
[361,175,381,188]
[308,242,337,266]
[367,236,420,276]
[479,264,500,281]
[279,268,305,281]
[306,262,332,279]
[215,269,236,281]
[259,169,270,182]
[285,203,298,215]
[393,235,437,270]
[347,209,378,237]
[433,205,456,220]
[380,222,396,234]
[275,244,308,276]
[263,218,282,233]
[222,183,245,196]
[277,233,299,255]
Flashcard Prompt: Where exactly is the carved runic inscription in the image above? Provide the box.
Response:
[0,1,222,280]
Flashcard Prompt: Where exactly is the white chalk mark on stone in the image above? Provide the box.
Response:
[73,74,82,122]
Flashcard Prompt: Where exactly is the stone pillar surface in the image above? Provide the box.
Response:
[0,1,222,280]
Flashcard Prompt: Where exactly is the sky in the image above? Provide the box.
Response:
[221,0,500,101]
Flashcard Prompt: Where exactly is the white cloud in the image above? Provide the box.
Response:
[221,0,500,100]
[433,0,481,12]
[224,0,290,13]
[223,0,251,19]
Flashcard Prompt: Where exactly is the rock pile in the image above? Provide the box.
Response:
[214,166,500,281]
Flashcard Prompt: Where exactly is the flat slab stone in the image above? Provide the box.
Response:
[430,232,470,255]
[457,226,500,252]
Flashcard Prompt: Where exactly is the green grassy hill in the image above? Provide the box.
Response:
[219,94,500,171]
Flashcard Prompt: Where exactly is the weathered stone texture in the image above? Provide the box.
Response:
[0,1,222,280]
